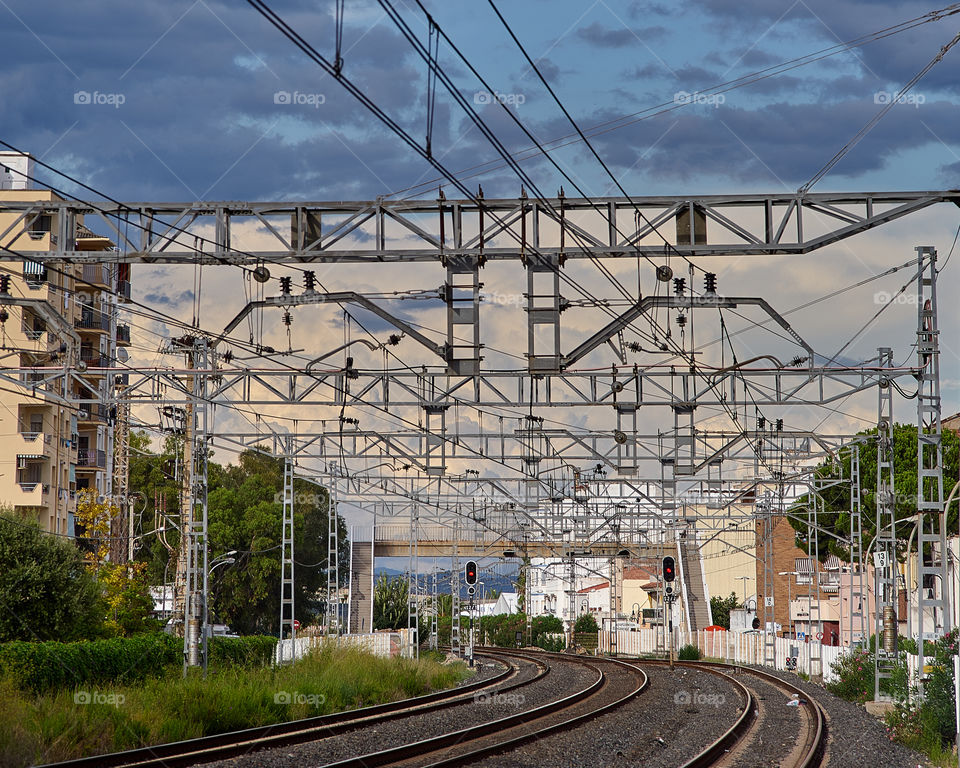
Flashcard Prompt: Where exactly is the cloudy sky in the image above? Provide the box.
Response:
[2,0,959,511]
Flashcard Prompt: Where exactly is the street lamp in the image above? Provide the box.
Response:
[203,550,237,673]
[735,575,750,606]
[779,571,799,639]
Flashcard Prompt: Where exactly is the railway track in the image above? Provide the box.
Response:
[37,650,534,768]
[326,651,648,768]
[38,650,823,768]
[638,659,827,768]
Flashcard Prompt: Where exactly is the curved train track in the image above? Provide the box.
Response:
[637,658,827,768]
[38,650,825,768]
[38,650,531,768]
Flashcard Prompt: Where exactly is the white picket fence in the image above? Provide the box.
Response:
[600,628,844,683]
[274,629,414,665]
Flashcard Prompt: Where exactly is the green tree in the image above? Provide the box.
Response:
[127,439,348,635]
[710,592,740,630]
[373,573,409,630]
[0,511,104,641]
[206,449,348,635]
[790,424,959,562]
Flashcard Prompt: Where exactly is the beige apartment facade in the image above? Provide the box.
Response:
[0,152,130,537]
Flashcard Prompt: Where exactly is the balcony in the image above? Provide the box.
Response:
[81,264,112,288]
[77,404,108,424]
[116,324,131,345]
[79,348,109,368]
[18,431,52,454]
[117,280,131,303]
[76,310,109,333]
[16,480,51,506]
[23,258,48,289]
[76,449,107,469]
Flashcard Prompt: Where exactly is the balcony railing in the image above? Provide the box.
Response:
[117,280,131,302]
[81,264,112,287]
[79,348,109,367]
[76,311,108,331]
[77,404,107,423]
[77,449,106,468]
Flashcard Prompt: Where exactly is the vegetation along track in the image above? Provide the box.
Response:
[36,650,535,768]
[637,658,827,768]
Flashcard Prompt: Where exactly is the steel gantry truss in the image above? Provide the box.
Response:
[1,191,957,264]
[0,191,955,671]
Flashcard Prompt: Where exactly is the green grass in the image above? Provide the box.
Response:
[0,644,469,767]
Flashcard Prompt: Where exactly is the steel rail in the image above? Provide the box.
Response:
[634,658,826,768]
[414,652,650,768]
[37,650,535,768]
[316,650,609,768]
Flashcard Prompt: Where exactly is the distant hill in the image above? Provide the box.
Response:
[373,565,518,598]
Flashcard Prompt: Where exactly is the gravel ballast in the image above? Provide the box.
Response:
[202,654,594,768]
[471,662,745,768]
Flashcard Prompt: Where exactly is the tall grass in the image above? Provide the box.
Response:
[0,644,469,768]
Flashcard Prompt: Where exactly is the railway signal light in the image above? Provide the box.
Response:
[464,560,478,586]
[662,556,676,583]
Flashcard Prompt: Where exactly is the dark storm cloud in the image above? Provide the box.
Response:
[143,288,195,308]
[585,97,960,185]
[577,22,667,48]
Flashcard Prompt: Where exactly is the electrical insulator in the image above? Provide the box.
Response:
[677,314,686,328]
[704,272,717,294]
[776,418,784,431]
[304,271,316,292]
[673,277,685,296]
[0,309,7,324]
[0,275,10,294]
[279,276,292,295]
[283,311,292,326]
[662,556,676,582]
[758,416,766,430]
[626,340,642,353]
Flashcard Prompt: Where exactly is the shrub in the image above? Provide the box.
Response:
[0,633,180,693]
[825,647,875,703]
[208,636,276,668]
[677,644,701,660]
[573,613,599,633]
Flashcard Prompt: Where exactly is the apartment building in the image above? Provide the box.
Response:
[0,151,131,537]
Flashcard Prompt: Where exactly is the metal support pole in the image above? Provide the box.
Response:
[451,517,460,658]
[914,246,949,700]
[278,443,295,662]
[407,506,419,659]
[183,338,209,673]
[874,347,898,701]
[326,485,339,636]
